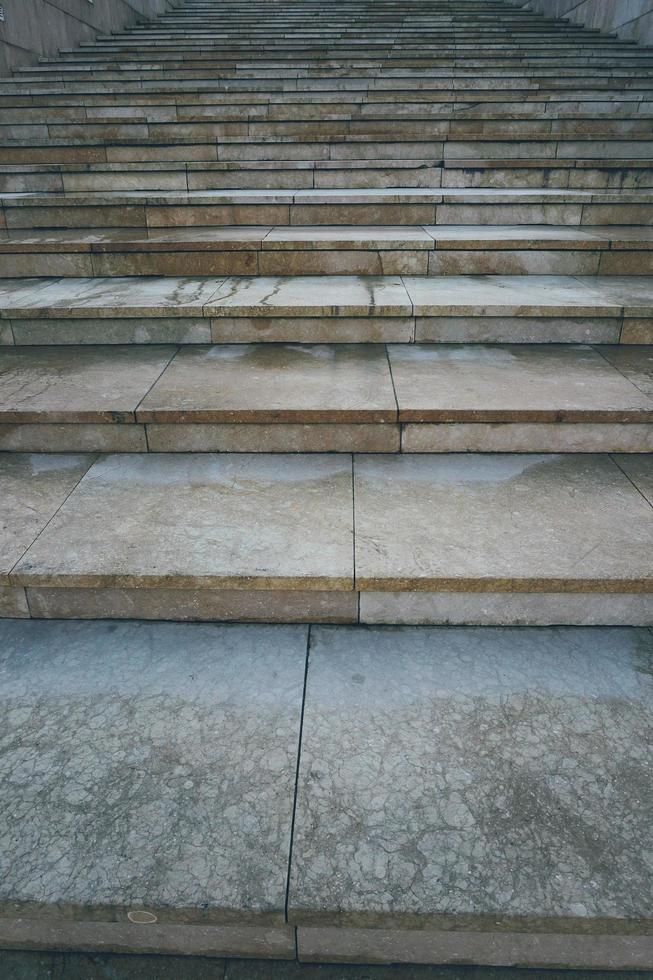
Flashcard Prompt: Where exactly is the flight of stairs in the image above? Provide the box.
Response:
[0,0,651,968]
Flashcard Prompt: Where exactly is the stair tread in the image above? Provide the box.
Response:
[3,274,652,318]
[0,617,650,942]
[4,450,652,591]
[2,224,652,251]
[0,342,650,424]
[0,617,306,925]
[4,187,653,204]
[290,623,653,931]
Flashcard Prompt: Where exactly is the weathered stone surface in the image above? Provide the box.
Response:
[0,453,95,581]
[0,619,306,923]
[297,927,653,969]
[0,919,295,958]
[359,591,653,626]
[0,346,176,423]
[147,422,400,454]
[13,454,354,590]
[290,626,653,933]
[613,453,653,506]
[138,345,397,423]
[401,422,653,454]
[388,344,652,422]
[353,454,653,592]
[25,587,358,623]
[205,276,412,317]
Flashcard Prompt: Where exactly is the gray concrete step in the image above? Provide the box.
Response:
[0,620,650,965]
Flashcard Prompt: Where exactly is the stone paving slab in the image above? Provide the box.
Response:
[0,453,95,581]
[0,619,307,925]
[0,346,177,423]
[289,625,653,934]
[2,275,652,325]
[387,344,653,422]
[138,345,397,423]
[11,453,354,591]
[353,454,653,592]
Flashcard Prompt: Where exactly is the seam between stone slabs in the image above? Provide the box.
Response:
[132,343,180,423]
[592,344,653,400]
[382,342,400,422]
[284,625,311,925]
[8,453,98,589]
[610,452,653,511]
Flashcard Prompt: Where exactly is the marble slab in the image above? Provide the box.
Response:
[138,345,397,423]
[0,277,226,319]
[353,454,653,592]
[290,625,653,933]
[596,345,653,397]
[0,454,95,581]
[577,276,653,317]
[613,453,653,507]
[205,275,412,317]
[402,274,621,317]
[0,346,177,423]
[0,619,306,924]
[12,454,354,591]
[388,344,652,422]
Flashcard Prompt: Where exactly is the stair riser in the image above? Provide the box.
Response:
[2,316,647,346]
[2,140,652,165]
[3,584,651,626]
[3,120,653,139]
[1,421,650,454]
[4,203,652,229]
[3,166,653,192]
[2,249,650,277]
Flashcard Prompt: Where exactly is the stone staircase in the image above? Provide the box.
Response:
[0,0,652,968]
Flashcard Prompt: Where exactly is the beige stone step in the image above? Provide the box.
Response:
[2,136,651,170]
[2,451,652,625]
[0,342,650,454]
[3,159,652,193]
[3,188,652,229]
[2,274,650,345]
[1,224,651,277]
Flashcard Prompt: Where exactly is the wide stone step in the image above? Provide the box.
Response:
[2,274,650,345]
[2,159,652,193]
[3,98,653,124]
[1,450,652,625]
[2,224,652,277]
[5,116,652,142]
[2,137,651,172]
[0,618,650,966]
[3,188,652,229]
[0,342,650,454]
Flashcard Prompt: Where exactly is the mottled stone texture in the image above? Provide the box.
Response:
[0,620,307,924]
[290,626,653,933]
